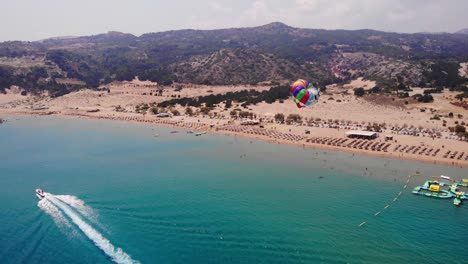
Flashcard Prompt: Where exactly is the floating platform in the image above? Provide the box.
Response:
[412,186,453,199]
[412,180,468,206]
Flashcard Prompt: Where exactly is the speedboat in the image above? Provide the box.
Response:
[36,189,45,200]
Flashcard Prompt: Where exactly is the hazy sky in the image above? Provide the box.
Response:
[2,0,467,41]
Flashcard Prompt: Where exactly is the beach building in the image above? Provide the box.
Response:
[345,130,378,139]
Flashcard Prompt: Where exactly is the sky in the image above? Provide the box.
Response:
[2,0,467,41]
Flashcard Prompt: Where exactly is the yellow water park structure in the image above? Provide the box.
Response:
[412,177,468,206]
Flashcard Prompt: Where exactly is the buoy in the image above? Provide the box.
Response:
[358,173,412,228]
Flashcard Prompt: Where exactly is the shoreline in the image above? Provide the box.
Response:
[3,111,467,168]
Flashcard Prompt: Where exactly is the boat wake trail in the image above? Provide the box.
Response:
[38,193,139,264]
[54,195,95,219]
[38,198,72,229]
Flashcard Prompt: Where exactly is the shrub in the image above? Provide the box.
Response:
[423,87,443,94]
[398,92,409,98]
[239,111,251,118]
[185,107,194,116]
[354,88,365,97]
[286,114,302,124]
[370,86,381,93]
[171,109,180,116]
[150,107,158,114]
[225,100,232,109]
[274,113,285,123]
[200,106,212,115]
[417,94,434,103]
[455,125,466,133]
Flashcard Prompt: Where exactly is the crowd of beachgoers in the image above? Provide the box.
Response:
[1,82,466,167]
[39,111,466,167]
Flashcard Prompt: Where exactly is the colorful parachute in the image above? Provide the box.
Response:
[290,79,320,108]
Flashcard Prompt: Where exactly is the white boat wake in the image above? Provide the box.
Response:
[38,198,72,229]
[54,195,95,219]
[38,193,139,264]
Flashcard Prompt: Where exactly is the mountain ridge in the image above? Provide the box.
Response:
[455,28,468,34]
[0,22,467,96]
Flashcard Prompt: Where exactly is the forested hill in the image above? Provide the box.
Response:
[0,22,467,96]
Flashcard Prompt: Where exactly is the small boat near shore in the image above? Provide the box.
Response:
[35,189,45,200]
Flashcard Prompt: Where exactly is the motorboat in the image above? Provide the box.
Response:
[36,189,45,199]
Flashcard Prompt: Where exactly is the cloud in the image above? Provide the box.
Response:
[210,1,233,13]
[1,0,467,41]
[237,0,276,26]
[276,0,468,33]
[295,0,319,11]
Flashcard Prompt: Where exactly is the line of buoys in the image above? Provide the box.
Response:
[358,172,417,227]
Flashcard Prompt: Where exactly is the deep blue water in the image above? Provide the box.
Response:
[0,116,467,264]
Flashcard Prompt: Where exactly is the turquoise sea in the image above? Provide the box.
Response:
[0,116,467,264]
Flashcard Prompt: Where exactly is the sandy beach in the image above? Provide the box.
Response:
[1,81,467,168]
